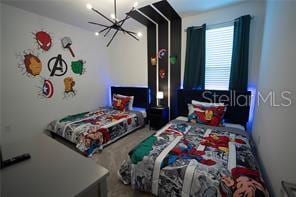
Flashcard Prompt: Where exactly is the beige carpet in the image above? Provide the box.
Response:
[91,126,154,197]
[51,125,155,196]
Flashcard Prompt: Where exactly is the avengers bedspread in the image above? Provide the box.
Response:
[47,107,144,156]
[118,120,269,197]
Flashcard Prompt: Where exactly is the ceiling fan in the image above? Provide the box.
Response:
[87,0,140,47]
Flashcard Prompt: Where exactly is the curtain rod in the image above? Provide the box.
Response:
[184,15,253,32]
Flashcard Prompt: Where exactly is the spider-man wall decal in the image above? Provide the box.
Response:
[33,30,53,52]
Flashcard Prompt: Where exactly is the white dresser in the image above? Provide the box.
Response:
[1,134,109,197]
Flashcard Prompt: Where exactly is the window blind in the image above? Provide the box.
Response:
[205,25,234,90]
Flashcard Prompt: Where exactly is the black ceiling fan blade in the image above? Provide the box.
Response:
[116,15,132,32]
[88,2,140,46]
[88,22,110,28]
[104,28,112,37]
[121,27,137,35]
[117,16,130,24]
[126,30,137,35]
[91,8,116,25]
[117,16,129,27]
[99,27,110,33]
[124,30,139,41]
[117,6,134,24]
[107,30,120,47]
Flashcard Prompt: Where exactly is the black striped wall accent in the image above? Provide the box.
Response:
[128,0,181,119]
[128,11,157,105]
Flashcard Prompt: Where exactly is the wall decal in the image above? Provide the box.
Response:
[61,37,75,57]
[42,79,54,98]
[170,55,177,65]
[34,31,52,51]
[151,57,157,66]
[159,69,166,79]
[36,77,55,99]
[71,60,86,75]
[37,78,55,99]
[48,54,68,77]
[128,1,182,118]
[158,48,167,59]
[17,50,42,77]
[24,53,42,76]
[63,77,76,98]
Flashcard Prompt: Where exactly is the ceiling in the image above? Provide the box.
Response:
[2,0,245,32]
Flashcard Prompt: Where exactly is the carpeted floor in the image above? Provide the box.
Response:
[51,125,155,196]
[91,126,154,197]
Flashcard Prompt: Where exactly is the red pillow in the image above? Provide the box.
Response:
[112,97,130,111]
[188,104,226,126]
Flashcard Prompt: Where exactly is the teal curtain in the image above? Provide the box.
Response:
[183,24,206,89]
[229,15,251,91]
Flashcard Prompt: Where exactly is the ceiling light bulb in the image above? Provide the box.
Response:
[110,13,116,19]
[133,2,138,8]
[137,32,143,38]
[94,32,99,36]
[86,3,92,10]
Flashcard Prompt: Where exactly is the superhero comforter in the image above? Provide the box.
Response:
[118,120,269,197]
[47,107,144,156]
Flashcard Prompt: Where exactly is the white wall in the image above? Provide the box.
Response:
[107,27,148,87]
[181,1,266,90]
[252,1,296,196]
[1,4,111,144]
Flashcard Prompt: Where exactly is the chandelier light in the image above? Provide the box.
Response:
[87,0,140,47]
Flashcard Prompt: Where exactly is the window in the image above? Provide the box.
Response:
[205,25,234,90]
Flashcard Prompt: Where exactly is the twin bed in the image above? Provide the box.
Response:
[47,86,150,156]
[118,89,269,196]
[47,87,269,196]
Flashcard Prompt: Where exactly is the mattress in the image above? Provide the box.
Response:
[118,119,269,196]
[47,107,145,156]
[132,107,147,118]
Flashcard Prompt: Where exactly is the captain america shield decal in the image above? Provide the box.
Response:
[158,49,167,59]
[42,79,54,98]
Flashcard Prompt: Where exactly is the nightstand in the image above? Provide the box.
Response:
[149,106,169,130]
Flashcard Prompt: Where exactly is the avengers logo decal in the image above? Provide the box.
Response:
[48,54,68,77]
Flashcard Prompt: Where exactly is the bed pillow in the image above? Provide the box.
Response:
[112,96,131,111]
[188,103,226,126]
[113,94,134,110]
